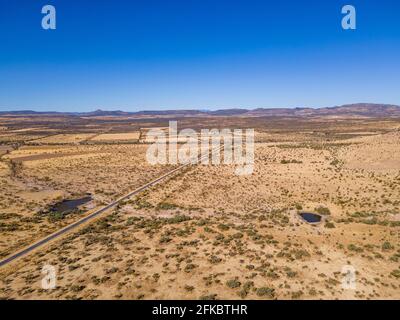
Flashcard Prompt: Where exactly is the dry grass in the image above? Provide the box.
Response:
[0,115,399,300]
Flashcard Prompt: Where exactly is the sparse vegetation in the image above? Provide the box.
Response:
[1,114,399,300]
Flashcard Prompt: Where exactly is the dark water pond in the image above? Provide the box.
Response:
[49,196,92,215]
[299,212,322,223]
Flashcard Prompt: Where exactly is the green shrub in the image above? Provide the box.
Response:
[226,279,241,289]
[256,287,275,298]
[238,281,254,298]
[184,285,194,292]
[390,269,400,278]
[324,222,335,228]
[315,206,331,215]
[217,223,230,231]
[157,202,178,210]
[295,203,303,210]
[347,244,363,253]
[209,255,222,264]
[382,241,394,251]
[281,159,302,164]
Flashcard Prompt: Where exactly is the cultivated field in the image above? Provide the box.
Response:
[0,113,399,300]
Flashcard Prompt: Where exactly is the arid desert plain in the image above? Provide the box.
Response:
[0,105,399,300]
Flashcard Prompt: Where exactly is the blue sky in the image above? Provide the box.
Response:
[0,0,399,112]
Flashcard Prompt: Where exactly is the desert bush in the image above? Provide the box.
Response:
[238,281,254,298]
[285,268,297,278]
[226,279,241,289]
[184,263,197,273]
[295,203,303,210]
[382,241,394,251]
[157,202,179,210]
[291,290,304,299]
[256,287,275,298]
[280,159,302,164]
[324,222,335,228]
[167,215,190,224]
[70,285,85,292]
[217,223,230,231]
[390,269,400,278]
[315,206,331,215]
[347,244,363,253]
[209,255,222,264]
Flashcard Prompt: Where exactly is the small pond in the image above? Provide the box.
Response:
[49,196,92,215]
[299,212,322,223]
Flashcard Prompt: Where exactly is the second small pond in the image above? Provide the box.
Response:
[299,212,322,223]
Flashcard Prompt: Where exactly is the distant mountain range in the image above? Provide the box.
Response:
[1,103,400,118]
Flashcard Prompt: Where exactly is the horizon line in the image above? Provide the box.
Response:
[1,102,399,114]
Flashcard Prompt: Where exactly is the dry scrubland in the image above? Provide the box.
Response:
[0,141,172,259]
[0,115,399,300]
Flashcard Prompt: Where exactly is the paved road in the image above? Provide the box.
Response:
[0,144,223,268]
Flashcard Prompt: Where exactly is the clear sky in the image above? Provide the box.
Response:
[0,0,399,112]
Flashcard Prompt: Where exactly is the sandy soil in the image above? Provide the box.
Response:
[0,116,399,300]
[0,144,174,259]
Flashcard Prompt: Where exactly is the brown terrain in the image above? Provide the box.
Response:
[0,103,399,300]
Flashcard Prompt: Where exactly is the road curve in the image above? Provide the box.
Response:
[0,145,223,268]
